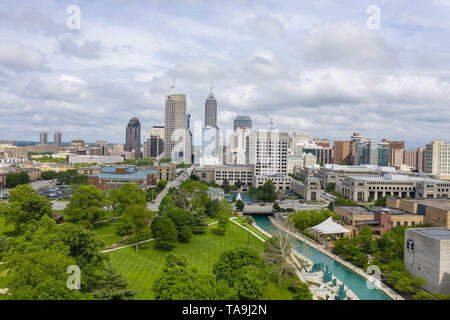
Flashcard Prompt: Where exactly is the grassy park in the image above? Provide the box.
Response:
[107,222,294,300]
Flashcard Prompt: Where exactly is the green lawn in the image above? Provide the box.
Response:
[107,222,268,300]
[261,276,296,300]
[234,217,270,241]
[93,221,124,248]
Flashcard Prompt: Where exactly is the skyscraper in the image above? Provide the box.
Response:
[40,130,48,145]
[125,117,141,159]
[233,115,252,131]
[54,131,62,146]
[164,94,190,163]
[205,87,217,128]
[355,140,389,166]
[248,130,289,176]
[425,141,450,179]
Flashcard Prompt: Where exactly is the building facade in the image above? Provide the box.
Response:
[125,117,141,159]
[248,130,288,176]
[164,94,189,163]
[404,228,450,294]
[40,130,48,145]
[233,115,252,131]
[425,141,450,180]
[205,89,217,128]
[54,131,62,147]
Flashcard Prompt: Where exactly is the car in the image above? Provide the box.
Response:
[259,203,265,206]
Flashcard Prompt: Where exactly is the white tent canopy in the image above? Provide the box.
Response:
[309,217,350,235]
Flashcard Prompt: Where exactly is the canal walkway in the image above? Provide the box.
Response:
[269,216,404,300]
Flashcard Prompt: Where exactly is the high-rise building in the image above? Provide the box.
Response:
[40,130,48,145]
[149,126,164,140]
[312,138,330,148]
[201,126,221,166]
[164,94,190,163]
[349,133,368,165]
[304,146,333,164]
[228,127,251,165]
[404,148,425,172]
[425,141,450,179]
[143,135,164,158]
[355,140,389,166]
[125,117,141,159]
[233,115,252,132]
[205,88,217,128]
[248,130,289,176]
[333,141,351,164]
[382,139,405,166]
[54,131,62,147]
[289,132,313,155]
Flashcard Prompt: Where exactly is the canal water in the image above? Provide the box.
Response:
[253,215,391,300]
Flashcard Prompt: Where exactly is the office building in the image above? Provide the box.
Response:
[291,177,321,201]
[67,155,124,164]
[69,137,86,151]
[404,228,450,294]
[125,117,141,159]
[304,146,332,164]
[337,174,450,202]
[164,94,187,161]
[201,126,221,166]
[387,197,450,228]
[89,166,157,191]
[143,135,164,158]
[248,130,289,176]
[289,132,313,155]
[404,148,426,172]
[333,141,351,165]
[205,88,217,128]
[425,141,450,180]
[40,130,48,145]
[382,139,405,167]
[233,115,252,131]
[54,131,62,146]
[355,140,389,166]
[228,127,250,165]
[150,126,165,140]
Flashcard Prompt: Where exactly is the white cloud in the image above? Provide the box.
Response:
[0,41,46,71]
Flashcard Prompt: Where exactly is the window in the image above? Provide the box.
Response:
[406,239,414,252]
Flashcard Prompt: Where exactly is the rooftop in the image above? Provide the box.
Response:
[396,198,450,211]
[413,228,450,241]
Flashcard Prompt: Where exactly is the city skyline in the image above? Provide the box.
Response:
[1,1,450,147]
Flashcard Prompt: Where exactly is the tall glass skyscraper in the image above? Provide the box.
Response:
[125,117,141,159]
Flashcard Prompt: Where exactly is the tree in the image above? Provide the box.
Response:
[107,183,147,219]
[263,229,293,286]
[152,254,236,300]
[213,247,269,300]
[5,172,30,188]
[254,180,277,202]
[178,225,193,243]
[214,200,232,236]
[122,205,152,252]
[156,180,167,193]
[153,216,178,250]
[205,199,220,218]
[41,171,58,180]
[166,208,195,242]
[273,202,282,211]
[90,264,137,300]
[326,183,336,193]
[64,185,106,223]
[0,184,52,233]
[159,194,177,214]
[358,225,377,254]
[291,280,313,300]
[374,196,387,207]
[222,179,230,194]
[235,199,245,211]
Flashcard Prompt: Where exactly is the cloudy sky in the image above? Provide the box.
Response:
[0,0,449,148]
